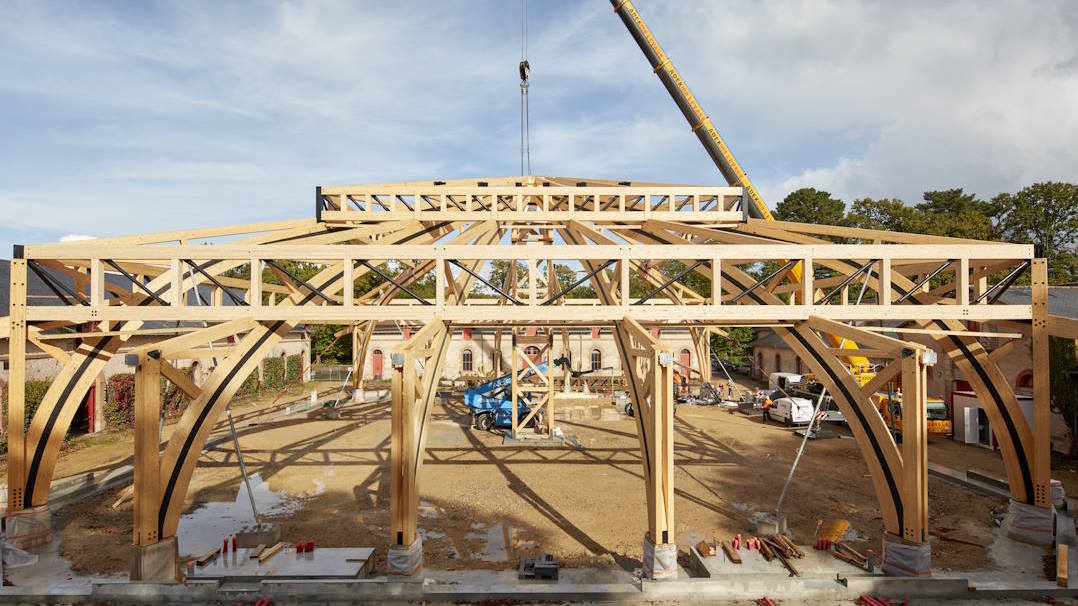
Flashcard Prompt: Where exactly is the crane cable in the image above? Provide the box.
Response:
[519,0,531,175]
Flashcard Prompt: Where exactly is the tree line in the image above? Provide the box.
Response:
[774,182,1078,284]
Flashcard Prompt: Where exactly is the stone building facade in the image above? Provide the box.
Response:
[357,325,701,382]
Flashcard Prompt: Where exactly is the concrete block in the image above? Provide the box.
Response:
[235,523,281,548]
[881,534,931,576]
[130,536,179,582]
[7,505,51,549]
[1004,498,1053,546]
[387,537,423,577]
[352,388,364,403]
[642,534,677,580]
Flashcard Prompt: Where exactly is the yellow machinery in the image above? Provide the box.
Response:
[872,390,954,438]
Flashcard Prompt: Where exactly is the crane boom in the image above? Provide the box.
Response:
[612,0,872,373]
[610,0,772,220]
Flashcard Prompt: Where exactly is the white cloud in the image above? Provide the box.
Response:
[59,234,95,242]
[0,0,1075,252]
[658,0,1078,204]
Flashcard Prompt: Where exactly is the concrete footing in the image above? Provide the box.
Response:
[130,536,179,582]
[1004,499,1054,545]
[6,505,51,549]
[387,538,422,577]
[353,389,363,403]
[642,534,677,580]
[881,534,931,576]
[235,523,281,549]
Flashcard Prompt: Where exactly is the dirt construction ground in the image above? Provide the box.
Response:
[42,385,1021,577]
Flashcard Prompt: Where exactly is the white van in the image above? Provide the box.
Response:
[768,372,803,393]
[765,389,814,426]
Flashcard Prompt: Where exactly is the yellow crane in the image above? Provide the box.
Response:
[610,0,871,374]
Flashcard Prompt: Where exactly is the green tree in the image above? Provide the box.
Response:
[995,182,1078,284]
[846,198,924,233]
[916,188,999,240]
[310,324,351,364]
[775,187,846,227]
[710,327,756,364]
[553,263,597,299]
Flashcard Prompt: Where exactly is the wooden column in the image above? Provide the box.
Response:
[134,355,162,546]
[653,350,675,544]
[1032,258,1050,507]
[511,336,520,440]
[7,257,27,513]
[900,350,928,544]
[616,319,675,547]
[386,320,452,551]
[390,350,417,545]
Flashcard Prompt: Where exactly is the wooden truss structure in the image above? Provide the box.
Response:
[4,175,1054,577]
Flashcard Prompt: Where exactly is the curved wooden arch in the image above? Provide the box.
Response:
[564,223,921,542]
[23,338,124,507]
[718,267,911,537]
[676,218,1039,506]
[154,321,291,539]
[12,219,449,515]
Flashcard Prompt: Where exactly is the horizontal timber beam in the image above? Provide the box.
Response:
[26,304,1034,324]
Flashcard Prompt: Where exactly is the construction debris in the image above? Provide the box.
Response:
[258,542,285,564]
[1058,544,1068,588]
[519,552,559,580]
[195,548,221,567]
[696,539,717,557]
[721,540,742,564]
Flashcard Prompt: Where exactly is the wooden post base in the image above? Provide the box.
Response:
[1003,499,1054,546]
[387,537,423,577]
[642,534,678,580]
[130,536,179,582]
[880,534,931,577]
[6,505,51,549]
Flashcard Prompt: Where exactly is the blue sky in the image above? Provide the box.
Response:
[2,0,1077,253]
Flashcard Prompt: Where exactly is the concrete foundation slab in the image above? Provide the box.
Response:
[387,538,422,577]
[234,523,281,549]
[130,536,179,582]
[6,505,51,549]
[187,546,374,581]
